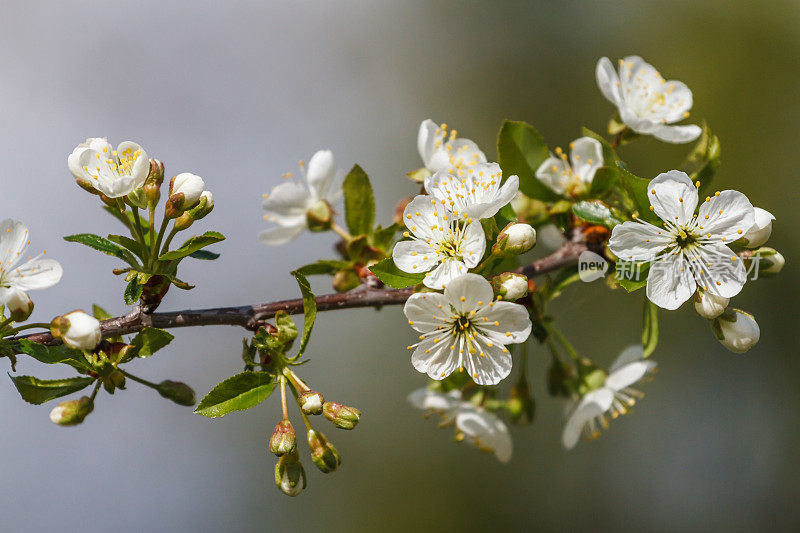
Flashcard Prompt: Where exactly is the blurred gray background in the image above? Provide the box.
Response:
[0,1,797,531]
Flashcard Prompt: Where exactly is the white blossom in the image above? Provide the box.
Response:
[608,170,754,310]
[740,207,774,248]
[562,345,656,450]
[69,138,150,197]
[0,219,62,310]
[408,388,513,462]
[417,119,487,174]
[424,162,519,221]
[713,308,760,353]
[169,172,205,210]
[403,273,532,385]
[394,195,486,289]
[260,150,343,245]
[596,56,701,144]
[535,137,603,195]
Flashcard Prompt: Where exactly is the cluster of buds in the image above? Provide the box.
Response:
[298,389,362,431]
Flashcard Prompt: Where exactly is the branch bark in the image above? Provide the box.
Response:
[18,240,589,346]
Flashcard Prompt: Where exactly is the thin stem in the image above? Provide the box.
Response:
[89,380,102,402]
[160,226,179,256]
[152,218,170,262]
[286,378,313,431]
[330,221,352,242]
[148,206,157,261]
[545,321,580,362]
[131,208,149,263]
[280,375,289,420]
[120,369,159,389]
[7,322,51,334]
[284,369,310,393]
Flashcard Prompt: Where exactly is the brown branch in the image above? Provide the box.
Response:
[17,240,589,346]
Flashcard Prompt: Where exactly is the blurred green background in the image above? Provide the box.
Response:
[0,1,797,531]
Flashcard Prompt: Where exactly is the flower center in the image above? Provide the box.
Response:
[674,228,698,249]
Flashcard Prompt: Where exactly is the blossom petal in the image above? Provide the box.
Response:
[535,155,570,195]
[646,252,695,310]
[689,242,747,298]
[475,301,532,345]
[407,388,460,413]
[605,360,656,391]
[608,345,645,373]
[116,141,149,189]
[648,170,699,225]
[263,181,311,227]
[461,221,486,268]
[393,240,438,275]
[411,334,459,380]
[596,57,623,105]
[402,195,440,242]
[455,407,513,462]
[465,333,513,386]
[562,389,614,450]
[403,292,450,334]
[650,124,702,144]
[444,273,494,314]
[608,221,672,261]
[0,219,29,270]
[11,258,63,291]
[417,119,439,167]
[305,150,336,200]
[258,224,305,245]
[570,137,604,185]
[696,190,754,241]
[424,260,467,290]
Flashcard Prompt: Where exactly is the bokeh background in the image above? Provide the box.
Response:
[0,1,797,531]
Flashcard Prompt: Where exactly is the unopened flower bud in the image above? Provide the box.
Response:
[492,223,536,257]
[5,290,34,322]
[305,200,333,232]
[332,269,360,292]
[173,191,214,231]
[49,396,94,426]
[144,159,164,207]
[323,402,361,430]
[740,207,774,248]
[307,429,341,473]
[491,273,528,301]
[107,370,126,390]
[274,449,306,497]
[693,290,728,319]
[744,247,785,276]
[166,173,205,217]
[51,310,101,350]
[157,380,196,406]
[298,390,324,415]
[269,419,297,456]
[712,308,760,354]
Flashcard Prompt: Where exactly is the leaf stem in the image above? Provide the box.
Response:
[120,369,159,390]
[544,321,580,362]
[330,222,352,242]
[160,227,179,256]
[280,375,289,420]
[89,380,102,401]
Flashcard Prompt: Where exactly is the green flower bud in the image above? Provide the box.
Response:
[492,223,537,257]
[305,200,333,232]
[298,390,324,415]
[157,380,196,406]
[49,396,94,426]
[125,187,148,209]
[491,272,528,301]
[274,449,306,497]
[144,160,164,208]
[307,429,341,473]
[322,402,361,430]
[269,419,297,456]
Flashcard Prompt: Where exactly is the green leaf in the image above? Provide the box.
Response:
[159,231,226,261]
[572,201,621,229]
[275,311,298,345]
[9,374,94,405]
[368,257,424,289]
[342,164,375,237]
[615,260,651,292]
[124,279,143,305]
[194,371,275,418]
[13,340,92,371]
[497,120,559,202]
[589,167,619,196]
[64,233,140,267]
[642,299,658,358]
[188,250,220,260]
[680,122,720,194]
[290,270,317,357]
[370,224,399,252]
[495,203,517,228]
[131,327,174,358]
[346,234,368,261]
[107,234,144,256]
[616,167,659,223]
[161,273,195,290]
[294,259,354,277]
[92,304,113,321]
